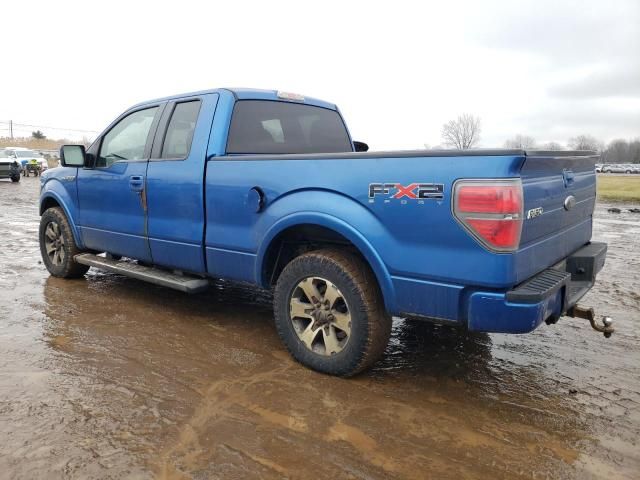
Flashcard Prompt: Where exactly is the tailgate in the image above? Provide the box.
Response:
[515,151,598,282]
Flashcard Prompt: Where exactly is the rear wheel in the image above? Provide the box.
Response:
[10,175,20,183]
[39,207,89,278]
[274,249,391,376]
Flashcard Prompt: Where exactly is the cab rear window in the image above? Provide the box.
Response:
[226,100,352,154]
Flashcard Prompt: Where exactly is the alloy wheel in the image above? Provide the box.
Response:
[289,276,351,355]
[44,221,65,266]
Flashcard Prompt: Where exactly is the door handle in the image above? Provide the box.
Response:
[129,175,144,191]
[562,169,575,187]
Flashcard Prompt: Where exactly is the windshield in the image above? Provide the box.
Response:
[15,150,40,158]
[226,100,352,154]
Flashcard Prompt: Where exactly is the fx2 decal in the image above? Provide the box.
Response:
[368,183,444,204]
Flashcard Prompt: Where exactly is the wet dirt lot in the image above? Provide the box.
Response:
[0,176,638,480]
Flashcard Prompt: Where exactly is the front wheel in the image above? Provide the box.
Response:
[274,249,391,376]
[39,207,89,278]
[10,175,20,183]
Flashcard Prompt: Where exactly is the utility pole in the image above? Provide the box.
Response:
[9,120,13,139]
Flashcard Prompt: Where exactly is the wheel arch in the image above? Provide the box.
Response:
[40,190,84,248]
[257,213,396,313]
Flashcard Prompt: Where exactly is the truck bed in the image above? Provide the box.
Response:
[204,148,597,325]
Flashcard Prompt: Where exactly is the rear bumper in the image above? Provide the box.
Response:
[467,242,607,333]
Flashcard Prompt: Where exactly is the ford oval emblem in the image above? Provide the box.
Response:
[564,195,576,211]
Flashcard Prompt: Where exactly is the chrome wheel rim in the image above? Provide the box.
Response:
[44,221,65,266]
[289,277,351,356]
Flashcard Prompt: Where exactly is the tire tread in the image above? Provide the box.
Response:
[40,207,89,278]
[274,249,391,376]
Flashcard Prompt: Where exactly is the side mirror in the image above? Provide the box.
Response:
[60,145,86,167]
[354,141,369,152]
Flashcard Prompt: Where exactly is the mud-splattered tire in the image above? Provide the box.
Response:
[274,249,391,377]
[39,207,89,278]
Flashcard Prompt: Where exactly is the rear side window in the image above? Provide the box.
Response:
[226,100,352,154]
[161,101,201,159]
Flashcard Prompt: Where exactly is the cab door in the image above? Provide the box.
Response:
[145,93,219,272]
[77,104,164,261]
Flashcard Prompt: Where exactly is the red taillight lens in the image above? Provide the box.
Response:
[453,180,523,252]
[465,219,521,249]
[457,185,521,214]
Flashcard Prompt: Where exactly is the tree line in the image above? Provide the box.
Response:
[437,114,640,163]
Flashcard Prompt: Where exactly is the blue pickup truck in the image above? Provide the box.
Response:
[38,88,611,376]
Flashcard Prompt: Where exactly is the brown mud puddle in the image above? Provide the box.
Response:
[1,178,638,479]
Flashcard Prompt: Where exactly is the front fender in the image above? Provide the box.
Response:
[255,192,396,313]
[40,178,84,248]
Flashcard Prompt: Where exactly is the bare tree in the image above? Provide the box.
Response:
[601,138,640,163]
[629,139,640,163]
[441,114,481,149]
[605,139,630,164]
[568,134,600,151]
[504,134,536,149]
[542,141,564,151]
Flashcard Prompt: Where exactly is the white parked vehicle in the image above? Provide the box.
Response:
[0,149,22,182]
[600,163,634,174]
[2,147,48,173]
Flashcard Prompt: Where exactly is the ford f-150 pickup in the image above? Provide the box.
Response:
[38,88,612,376]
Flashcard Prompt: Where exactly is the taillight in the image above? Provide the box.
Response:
[453,179,523,252]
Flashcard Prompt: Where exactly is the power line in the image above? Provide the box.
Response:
[0,120,99,134]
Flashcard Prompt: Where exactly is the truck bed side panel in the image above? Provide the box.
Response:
[204,154,525,319]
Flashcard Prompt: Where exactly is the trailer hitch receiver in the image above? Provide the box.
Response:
[567,305,614,338]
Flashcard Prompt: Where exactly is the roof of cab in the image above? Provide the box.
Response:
[133,88,337,110]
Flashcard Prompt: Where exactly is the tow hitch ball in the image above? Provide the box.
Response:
[567,305,614,338]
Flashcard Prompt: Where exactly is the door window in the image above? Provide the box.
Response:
[98,107,158,167]
[160,101,201,159]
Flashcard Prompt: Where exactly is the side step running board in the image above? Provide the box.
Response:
[74,253,209,293]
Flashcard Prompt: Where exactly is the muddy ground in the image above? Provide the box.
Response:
[0,176,638,480]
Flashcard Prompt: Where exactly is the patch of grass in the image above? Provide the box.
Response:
[0,136,66,150]
[597,175,640,202]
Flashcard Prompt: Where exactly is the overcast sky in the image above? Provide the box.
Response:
[1,0,638,149]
